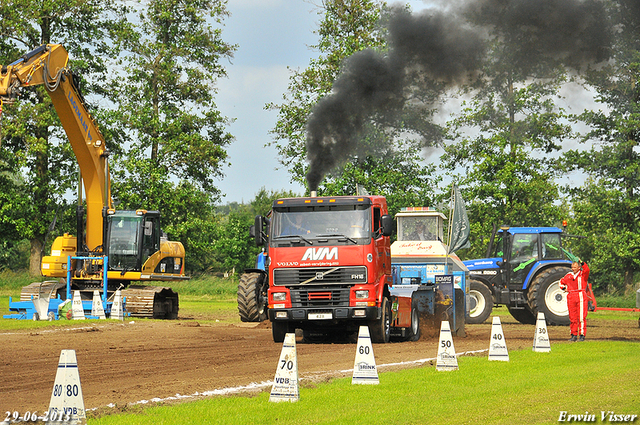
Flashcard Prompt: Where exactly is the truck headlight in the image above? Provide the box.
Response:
[272,292,287,301]
[355,290,369,299]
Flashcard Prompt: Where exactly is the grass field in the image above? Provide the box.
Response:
[87,341,639,425]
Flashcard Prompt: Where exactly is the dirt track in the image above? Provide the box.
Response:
[1,313,638,416]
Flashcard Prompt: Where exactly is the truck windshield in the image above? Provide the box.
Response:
[271,206,371,244]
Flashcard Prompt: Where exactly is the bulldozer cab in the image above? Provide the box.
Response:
[105,211,160,272]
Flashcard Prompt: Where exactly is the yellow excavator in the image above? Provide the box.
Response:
[0,44,187,318]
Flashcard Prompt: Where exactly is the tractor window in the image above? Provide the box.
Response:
[541,233,562,259]
[509,233,539,284]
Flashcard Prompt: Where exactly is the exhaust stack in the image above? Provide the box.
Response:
[310,191,317,198]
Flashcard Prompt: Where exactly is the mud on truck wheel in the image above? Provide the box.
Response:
[467,279,493,324]
[237,272,268,322]
[527,266,571,326]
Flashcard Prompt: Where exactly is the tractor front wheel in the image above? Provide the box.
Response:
[467,280,493,324]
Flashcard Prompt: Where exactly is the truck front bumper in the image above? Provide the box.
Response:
[268,306,379,322]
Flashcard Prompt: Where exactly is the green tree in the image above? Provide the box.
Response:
[107,0,235,265]
[0,0,127,274]
[267,0,439,208]
[267,0,386,185]
[565,0,640,292]
[212,188,300,274]
[439,1,594,258]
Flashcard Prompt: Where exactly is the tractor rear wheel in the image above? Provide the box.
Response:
[467,279,493,324]
[527,266,571,326]
[237,272,267,322]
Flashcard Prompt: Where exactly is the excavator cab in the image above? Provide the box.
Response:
[105,210,161,273]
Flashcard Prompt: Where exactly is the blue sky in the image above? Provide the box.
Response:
[215,1,428,204]
[214,1,319,204]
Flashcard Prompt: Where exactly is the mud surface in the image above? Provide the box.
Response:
[1,313,638,415]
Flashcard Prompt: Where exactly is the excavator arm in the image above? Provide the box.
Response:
[1,44,112,252]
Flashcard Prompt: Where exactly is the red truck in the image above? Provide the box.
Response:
[238,195,424,343]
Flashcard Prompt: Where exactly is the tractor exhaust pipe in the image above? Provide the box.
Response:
[310,190,317,197]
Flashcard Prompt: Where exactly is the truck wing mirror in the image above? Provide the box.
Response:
[381,214,393,237]
[254,215,267,247]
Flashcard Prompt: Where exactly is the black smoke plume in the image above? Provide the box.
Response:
[305,0,613,191]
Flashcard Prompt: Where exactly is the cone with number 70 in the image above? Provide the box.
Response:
[269,333,299,402]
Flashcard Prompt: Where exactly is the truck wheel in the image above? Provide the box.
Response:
[369,297,391,343]
[272,321,291,343]
[508,306,536,324]
[237,272,267,322]
[407,298,421,341]
[467,280,493,324]
[527,266,571,326]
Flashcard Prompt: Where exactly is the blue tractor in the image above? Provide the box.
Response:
[463,226,576,325]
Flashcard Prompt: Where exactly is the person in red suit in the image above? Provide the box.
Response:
[560,261,590,342]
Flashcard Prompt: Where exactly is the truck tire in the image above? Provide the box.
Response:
[467,279,493,324]
[237,272,267,322]
[527,266,571,326]
[272,321,292,343]
[369,297,391,343]
[508,306,536,324]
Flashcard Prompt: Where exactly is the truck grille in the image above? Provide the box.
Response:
[273,266,367,286]
[290,286,351,308]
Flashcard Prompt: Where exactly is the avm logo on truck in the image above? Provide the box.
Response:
[301,247,338,261]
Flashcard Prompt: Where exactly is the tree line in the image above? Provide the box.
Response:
[0,0,638,295]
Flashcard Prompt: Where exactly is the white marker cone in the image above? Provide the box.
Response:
[533,312,551,352]
[33,296,51,321]
[71,291,85,320]
[91,291,106,320]
[47,349,86,425]
[110,290,124,320]
[436,320,458,371]
[269,333,299,402]
[352,326,379,385]
[488,316,509,361]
